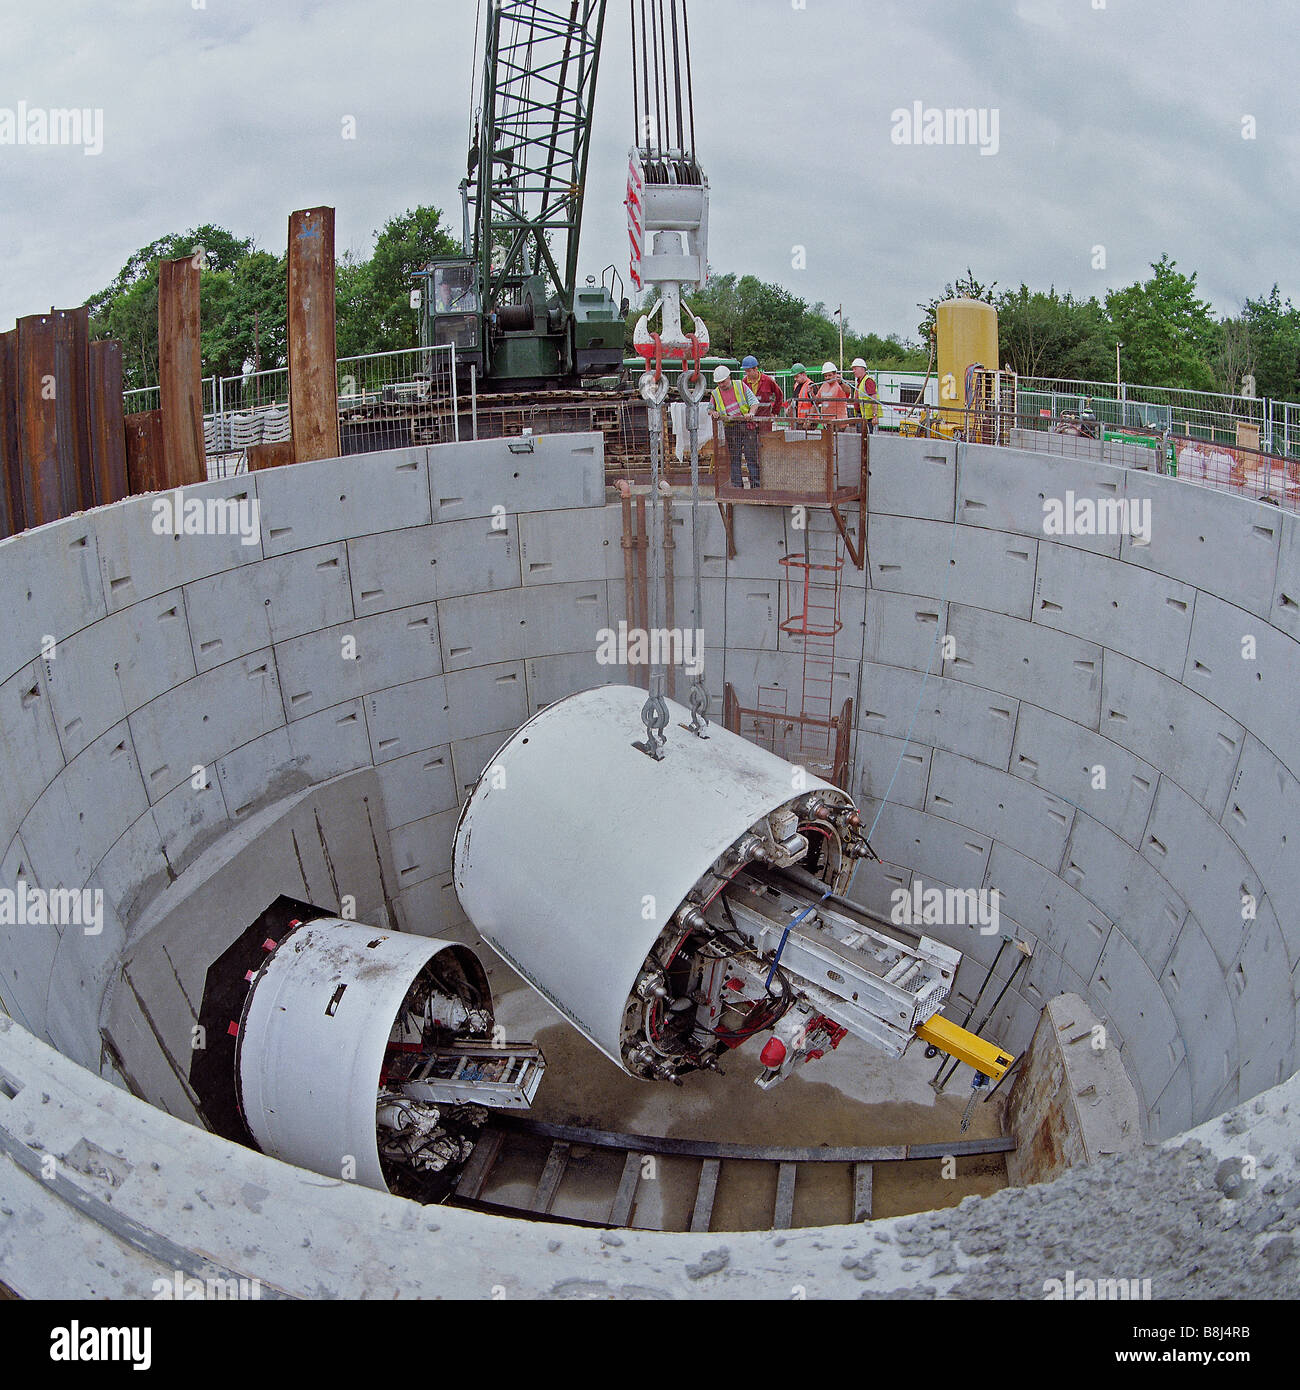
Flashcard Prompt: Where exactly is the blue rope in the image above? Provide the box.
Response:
[766,888,833,989]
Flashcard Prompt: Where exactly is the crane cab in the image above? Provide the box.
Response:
[416,257,625,389]
[416,259,484,372]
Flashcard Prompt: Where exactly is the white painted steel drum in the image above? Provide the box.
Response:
[452,685,844,1074]
[236,918,488,1190]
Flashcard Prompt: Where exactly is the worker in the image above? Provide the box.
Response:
[741,355,785,426]
[816,362,852,421]
[790,364,817,420]
[851,357,881,433]
[709,364,760,488]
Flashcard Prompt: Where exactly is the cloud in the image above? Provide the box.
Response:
[0,0,1293,347]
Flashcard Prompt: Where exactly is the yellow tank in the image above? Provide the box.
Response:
[936,297,999,427]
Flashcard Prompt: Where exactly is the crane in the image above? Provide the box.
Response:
[415,0,628,389]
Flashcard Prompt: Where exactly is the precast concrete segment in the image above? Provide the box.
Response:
[0,432,1295,1286]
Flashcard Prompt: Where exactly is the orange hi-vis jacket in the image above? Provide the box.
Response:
[817,379,852,420]
[793,378,817,418]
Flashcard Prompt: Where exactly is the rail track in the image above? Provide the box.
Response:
[451,1114,1015,1233]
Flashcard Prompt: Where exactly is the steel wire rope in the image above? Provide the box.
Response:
[657,0,672,152]
[630,0,640,145]
[681,0,696,158]
[668,0,685,153]
[648,0,664,151]
[469,0,484,132]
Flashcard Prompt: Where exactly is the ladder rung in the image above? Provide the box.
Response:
[853,1162,873,1221]
[531,1141,571,1214]
[608,1152,642,1227]
[772,1162,797,1230]
[690,1158,722,1233]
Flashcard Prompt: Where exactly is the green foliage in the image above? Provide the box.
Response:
[88,226,278,391]
[87,216,1300,403]
[1233,286,1300,401]
[1105,254,1218,392]
[996,285,1114,380]
[919,258,1292,396]
[87,225,270,390]
[629,271,927,370]
[337,207,460,354]
[334,251,373,360]
[845,331,925,367]
[86,207,459,389]
[917,268,998,343]
[201,251,288,382]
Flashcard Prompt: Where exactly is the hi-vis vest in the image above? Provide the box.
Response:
[711,380,754,418]
[857,375,881,421]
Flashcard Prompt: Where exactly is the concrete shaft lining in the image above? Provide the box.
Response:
[0,430,1296,1296]
[854,434,1298,1140]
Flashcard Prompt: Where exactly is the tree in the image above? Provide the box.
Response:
[626,270,926,368]
[335,207,460,354]
[1234,286,1300,400]
[334,250,374,360]
[996,285,1113,380]
[87,225,281,390]
[1105,254,1218,391]
[844,330,925,368]
[917,268,998,343]
[1214,315,1257,399]
[88,206,460,390]
[202,250,288,383]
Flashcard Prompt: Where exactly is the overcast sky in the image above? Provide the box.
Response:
[1,0,1295,347]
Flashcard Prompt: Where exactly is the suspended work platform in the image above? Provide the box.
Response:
[709,416,868,568]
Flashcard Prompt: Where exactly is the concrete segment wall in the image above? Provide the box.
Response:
[850,434,1297,1140]
[0,430,1297,1293]
[0,436,614,1094]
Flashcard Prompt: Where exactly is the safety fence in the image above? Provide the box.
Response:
[122,349,1300,505]
[735,368,1300,461]
[125,346,459,479]
[1016,377,1291,457]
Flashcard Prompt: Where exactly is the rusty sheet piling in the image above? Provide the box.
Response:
[247,441,296,472]
[287,207,339,463]
[53,307,94,510]
[158,255,205,486]
[0,329,23,537]
[88,339,128,506]
[15,313,74,526]
[124,410,167,496]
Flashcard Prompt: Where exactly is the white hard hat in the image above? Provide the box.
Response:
[713,365,731,383]
[851,357,868,369]
[822,361,838,374]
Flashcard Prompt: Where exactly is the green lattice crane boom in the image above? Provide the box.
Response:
[417,0,627,388]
